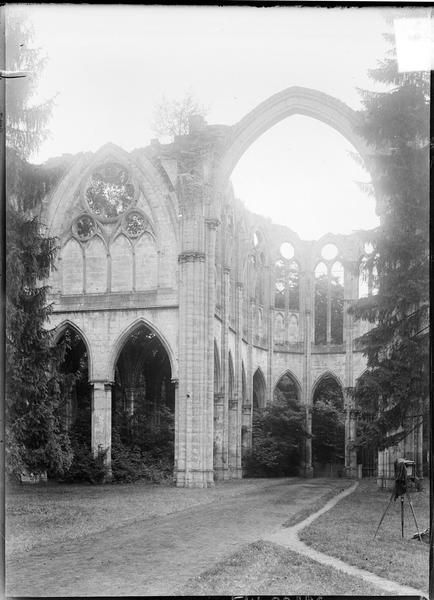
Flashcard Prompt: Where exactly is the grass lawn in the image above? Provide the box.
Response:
[299,479,429,593]
[6,477,271,557]
[178,539,387,595]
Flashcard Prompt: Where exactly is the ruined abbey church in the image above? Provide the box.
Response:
[39,87,425,487]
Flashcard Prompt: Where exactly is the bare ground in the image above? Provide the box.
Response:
[7,477,350,596]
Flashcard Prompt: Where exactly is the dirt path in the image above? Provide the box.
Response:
[265,483,427,597]
[7,478,344,596]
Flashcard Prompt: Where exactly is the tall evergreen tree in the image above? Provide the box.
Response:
[350,29,429,450]
[6,8,73,478]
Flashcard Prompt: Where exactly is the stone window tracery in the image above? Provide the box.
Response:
[274,258,299,310]
[85,162,135,219]
[74,214,96,240]
[124,211,147,238]
[314,259,344,345]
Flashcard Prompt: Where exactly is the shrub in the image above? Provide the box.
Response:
[243,394,308,477]
[110,429,173,484]
[60,444,107,484]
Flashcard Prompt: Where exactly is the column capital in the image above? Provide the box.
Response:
[178,251,206,263]
[236,281,244,290]
[223,265,231,274]
[89,379,114,391]
[205,218,220,230]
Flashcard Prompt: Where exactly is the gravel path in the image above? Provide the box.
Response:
[7,478,344,596]
[264,482,427,597]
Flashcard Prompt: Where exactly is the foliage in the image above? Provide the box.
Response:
[60,445,107,484]
[349,31,429,450]
[111,405,174,483]
[6,208,74,478]
[312,381,345,465]
[151,92,208,141]
[244,390,308,477]
[5,11,74,479]
[6,6,56,210]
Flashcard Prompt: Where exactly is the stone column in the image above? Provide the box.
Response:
[301,267,314,477]
[175,166,212,487]
[213,392,224,477]
[220,264,231,480]
[177,250,209,487]
[265,264,273,406]
[172,378,180,482]
[205,218,219,486]
[230,281,244,479]
[91,380,112,474]
[344,261,358,478]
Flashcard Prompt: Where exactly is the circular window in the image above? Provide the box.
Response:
[280,242,294,260]
[85,162,135,219]
[125,212,146,238]
[321,243,338,261]
[364,241,374,255]
[74,214,95,240]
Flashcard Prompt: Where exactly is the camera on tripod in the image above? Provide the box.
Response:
[394,458,415,498]
[374,457,422,541]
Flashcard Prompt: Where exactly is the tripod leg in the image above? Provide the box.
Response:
[374,490,395,539]
[406,492,422,542]
[401,495,404,538]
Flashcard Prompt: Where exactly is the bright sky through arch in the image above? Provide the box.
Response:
[17,4,404,238]
[231,116,377,240]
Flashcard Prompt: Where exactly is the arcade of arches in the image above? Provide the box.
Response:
[41,87,425,487]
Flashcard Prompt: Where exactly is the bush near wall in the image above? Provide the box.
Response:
[243,393,308,477]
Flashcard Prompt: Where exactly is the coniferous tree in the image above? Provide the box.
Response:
[350,29,429,451]
[6,8,73,478]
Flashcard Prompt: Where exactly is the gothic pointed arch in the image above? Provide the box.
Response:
[252,367,266,411]
[109,318,177,382]
[214,86,372,193]
[273,370,301,401]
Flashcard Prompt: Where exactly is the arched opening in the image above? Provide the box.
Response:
[229,112,377,239]
[314,259,344,345]
[57,326,91,447]
[228,352,234,405]
[354,371,378,478]
[312,374,345,477]
[112,323,175,478]
[314,262,328,345]
[252,368,266,411]
[274,371,300,404]
[214,341,221,396]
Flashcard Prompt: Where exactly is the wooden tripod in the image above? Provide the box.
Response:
[374,489,422,541]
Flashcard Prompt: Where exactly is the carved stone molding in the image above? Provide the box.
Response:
[214,392,224,404]
[178,251,206,263]
[205,218,220,230]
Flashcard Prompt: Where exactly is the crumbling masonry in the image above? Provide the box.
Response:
[39,87,425,487]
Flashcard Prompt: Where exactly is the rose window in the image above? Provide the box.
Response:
[125,212,146,238]
[75,214,95,240]
[86,163,135,218]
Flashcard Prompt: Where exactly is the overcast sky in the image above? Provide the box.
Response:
[12,5,422,239]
